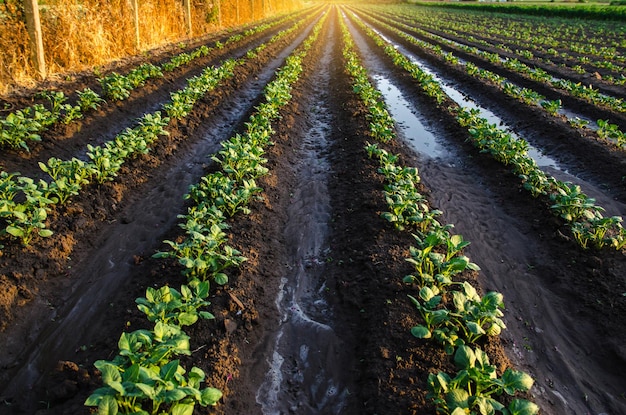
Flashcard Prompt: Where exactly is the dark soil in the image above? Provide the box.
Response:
[0,5,625,415]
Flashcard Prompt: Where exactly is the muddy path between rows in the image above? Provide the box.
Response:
[1,4,625,415]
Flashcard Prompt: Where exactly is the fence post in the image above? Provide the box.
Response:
[183,0,192,36]
[130,0,140,49]
[217,0,222,27]
[23,0,46,79]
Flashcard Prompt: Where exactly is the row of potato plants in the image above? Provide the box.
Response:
[420,8,626,55]
[84,12,327,415]
[347,11,626,252]
[416,1,626,23]
[421,7,626,64]
[340,13,539,415]
[0,14,315,248]
[358,9,626,150]
[388,5,626,86]
[0,8,313,152]
[368,6,626,114]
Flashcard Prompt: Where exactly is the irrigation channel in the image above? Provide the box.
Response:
[0,5,625,415]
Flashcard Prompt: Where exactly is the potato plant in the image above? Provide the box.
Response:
[85,14,328,414]
[351,11,626,252]
[340,15,538,414]
[362,10,626,147]
[428,346,538,415]
[375,4,626,87]
[0,12,305,152]
[0,15,316,247]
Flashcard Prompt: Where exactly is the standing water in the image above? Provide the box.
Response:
[255,27,351,414]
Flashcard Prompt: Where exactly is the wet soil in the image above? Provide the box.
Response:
[1,5,625,415]
[370,7,626,102]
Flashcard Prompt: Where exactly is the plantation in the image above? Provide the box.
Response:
[0,2,625,415]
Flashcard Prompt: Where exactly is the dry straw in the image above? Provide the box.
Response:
[0,0,301,97]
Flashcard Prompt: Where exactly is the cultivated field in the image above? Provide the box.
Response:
[0,3,625,415]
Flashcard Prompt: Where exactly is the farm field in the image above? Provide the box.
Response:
[0,3,625,415]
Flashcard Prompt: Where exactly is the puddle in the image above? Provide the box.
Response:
[256,27,351,415]
[364,24,626,216]
[372,74,446,159]
[382,21,610,134]
[370,28,562,171]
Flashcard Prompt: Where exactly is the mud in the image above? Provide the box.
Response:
[0,5,625,415]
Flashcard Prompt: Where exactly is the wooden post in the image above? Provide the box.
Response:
[217,0,222,27]
[130,0,140,49]
[23,0,46,79]
[236,0,239,24]
[183,0,192,37]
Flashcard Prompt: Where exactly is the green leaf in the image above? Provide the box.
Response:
[100,364,121,385]
[419,286,437,301]
[199,311,215,320]
[475,395,504,415]
[5,226,24,237]
[195,280,210,298]
[189,366,205,385]
[178,312,198,326]
[136,382,156,400]
[454,345,476,369]
[462,281,479,300]
[502,369,534,394]
[214,272,228,285]
[403,275,417,284]
[486,322,503,337]
[164,388,188,403]
[200,387,223,406]
[160,359,180,381]
[411,325,432,339]
[452,291,467,312]
[39,229,53,237]
[123,364,140,383]
[446,389,469,409]
[446,389,469,412]
[466,321,486,337]
[118,332,132,352]
[508,399,540,415]
[474,348,491,368]
[171,403,195,415]
[97,395,119,415]
[483,291,504,309]
[84,386,114,406]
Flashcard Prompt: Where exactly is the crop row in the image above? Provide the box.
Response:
[340,12,539,415]
[346,11,626,252]
[357,9,626,150]
[0,8,313,152]
[415,1,626,22]
[409,4,626,50]
[84,12,327,415]
[367,6,626,114]
[0,13,315,248]
[389,5,626,85]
